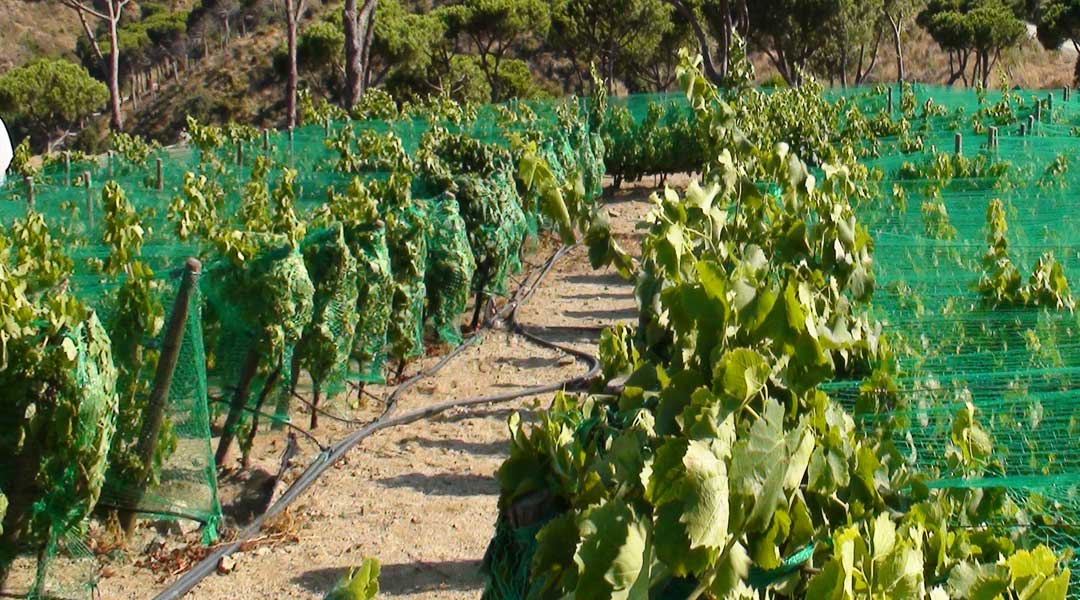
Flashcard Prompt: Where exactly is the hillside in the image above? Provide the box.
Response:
[0,0,83,71]
[2,1,1078,148]
[113,16,1080,146]
[127,25,285,143]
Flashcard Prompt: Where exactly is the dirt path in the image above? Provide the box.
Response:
[97,178,670,599]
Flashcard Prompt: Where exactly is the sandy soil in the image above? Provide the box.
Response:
[88,176,676,600]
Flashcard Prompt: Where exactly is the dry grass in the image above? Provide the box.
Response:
[0,0,82,71]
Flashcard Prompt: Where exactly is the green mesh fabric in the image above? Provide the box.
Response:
[424,194,476,346]
[386,201,430,364]
[0,313,118,598]
[0,93,604,595]
[296,224,361,402]
[99,272,222,539]
[455,170,528,297]
[346,222,393,385]
[202,241,315,434]
[816,84,1080,591]
[481,517,547,600]
[482,85,1080,597]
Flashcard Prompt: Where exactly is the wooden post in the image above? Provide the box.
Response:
[85,172,94,229]
[324,118,331,137]
[108,150,114,178]
[1048,93,1053,113]
[24,177,34,210]
[954,133,962,156]
[987,127,995,150]
[263,128,270,154]
[236,142,244,166]
[1029,114,1036,134]
[117,258,202,534]
[155,158,164,191]
[64,152,71,187]
[1020,123,1026,137]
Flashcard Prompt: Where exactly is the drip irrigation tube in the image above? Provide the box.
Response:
[151,243,601,600]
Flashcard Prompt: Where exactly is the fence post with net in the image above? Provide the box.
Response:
[118,258,202,534]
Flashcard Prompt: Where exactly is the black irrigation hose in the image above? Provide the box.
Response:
[152,243,600,600]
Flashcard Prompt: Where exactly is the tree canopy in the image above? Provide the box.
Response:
[551,0,674,92]
[1035,0,1080,84]
[919,0,1027,85]
[0,58,109,151]
[452,0,550,101]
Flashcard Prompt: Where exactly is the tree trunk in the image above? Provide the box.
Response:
[359,1,376,89]
[666,0,724,84]
[76,6,104,60]
[286,0,299,128]
[107,3,123,129]
[1074,51,1080,88]
[840,47,848,88]
[885,13,904,83]
[343,0,361,109]
[344,0,377,109]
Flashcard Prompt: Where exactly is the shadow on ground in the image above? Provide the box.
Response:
[293,559,484,596]
[398,435,508,456]
[376,472,497,496]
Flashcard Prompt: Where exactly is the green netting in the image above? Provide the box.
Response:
[481,517,548,600]
[203,240,314,451]
[481,84,1080,597]
[296,223,361,410]
[424,193,476,346]
[0,313,117,597]
[455,169,528,298]
[0,92,604,594]
[386,200,429,366]
[346,221,393,386]
[817,84,1080,590]
[99,270,221,539]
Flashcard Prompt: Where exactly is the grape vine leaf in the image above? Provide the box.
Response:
[573,499,649,600]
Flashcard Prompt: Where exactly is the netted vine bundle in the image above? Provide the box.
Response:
[0,92,605,594]
[0,313,117,598]
[424,194,477,347]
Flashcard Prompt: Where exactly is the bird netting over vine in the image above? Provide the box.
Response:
[481,83,1080,600]
[815,85,1080,579]
[0,92,605,597]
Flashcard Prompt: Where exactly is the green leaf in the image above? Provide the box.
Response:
[1007,546,1070,600]
[713,348,769,404]
[679,439,731,551]
[324,558,380,600]
[948,561,1010,600]
[729,398,788,534]
[529,512,581,599]
[656,369,705,436]
[696,260,728,303]
[573,499,649,600]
